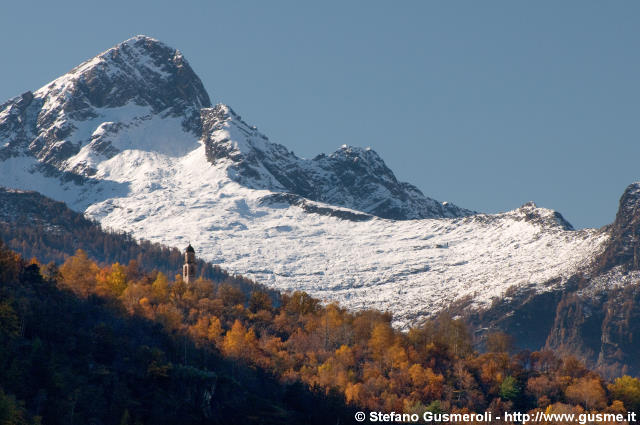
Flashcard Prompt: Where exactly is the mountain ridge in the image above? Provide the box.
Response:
[201,104,474,219]
[0,35,470,221]
[0,36,609,329]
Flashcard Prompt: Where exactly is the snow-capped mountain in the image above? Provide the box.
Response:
[0,36,610,328]
[0,36,209,179]
[0,35,465,220]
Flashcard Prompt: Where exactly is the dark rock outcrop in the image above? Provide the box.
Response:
[597,182,640,271]
[517,201,574,230]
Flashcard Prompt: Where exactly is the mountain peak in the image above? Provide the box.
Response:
[597,182,640,271]
[512,201,574,230]
[330,144,381,161]
[618,182,640,216]
[326,145,390,177]
[0,36,211,172]
[99,34,168,59]
[121,34,162,45]
[36,35,210,112]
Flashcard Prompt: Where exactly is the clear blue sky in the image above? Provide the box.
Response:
[2,1,638,228]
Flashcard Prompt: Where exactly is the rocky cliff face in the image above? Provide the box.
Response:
[546,283,640,377]
[465,183,640,378]
[201,105,473,220]
[597,182,640,271]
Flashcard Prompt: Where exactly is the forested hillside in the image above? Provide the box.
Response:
[0,187,278,301]
[3,242,640,424]
[0,242,353,424]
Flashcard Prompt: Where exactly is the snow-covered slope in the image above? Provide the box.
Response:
[0,36,610,328]
[82,144,606,327]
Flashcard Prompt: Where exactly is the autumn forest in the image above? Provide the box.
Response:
[1,236,640,425]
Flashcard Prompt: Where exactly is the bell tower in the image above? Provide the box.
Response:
[183,243,196,284]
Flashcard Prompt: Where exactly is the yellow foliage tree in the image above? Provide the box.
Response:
[104,262,127,297]
[223,320,248,359]
[345,382,363,404]
[608,375,640,412]
[208,316,223,345]
[155,303,183,332]
[386,344,409,370]
[120,283,147,313]
[369,322,394,361]
[151,272,170,303]
[335,345,355,368]
[189,316,210,342]
[59,249,99,297]
[565,377,607,410]
[172,274,186,299]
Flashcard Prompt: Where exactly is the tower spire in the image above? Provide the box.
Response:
[183,243,196,284]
